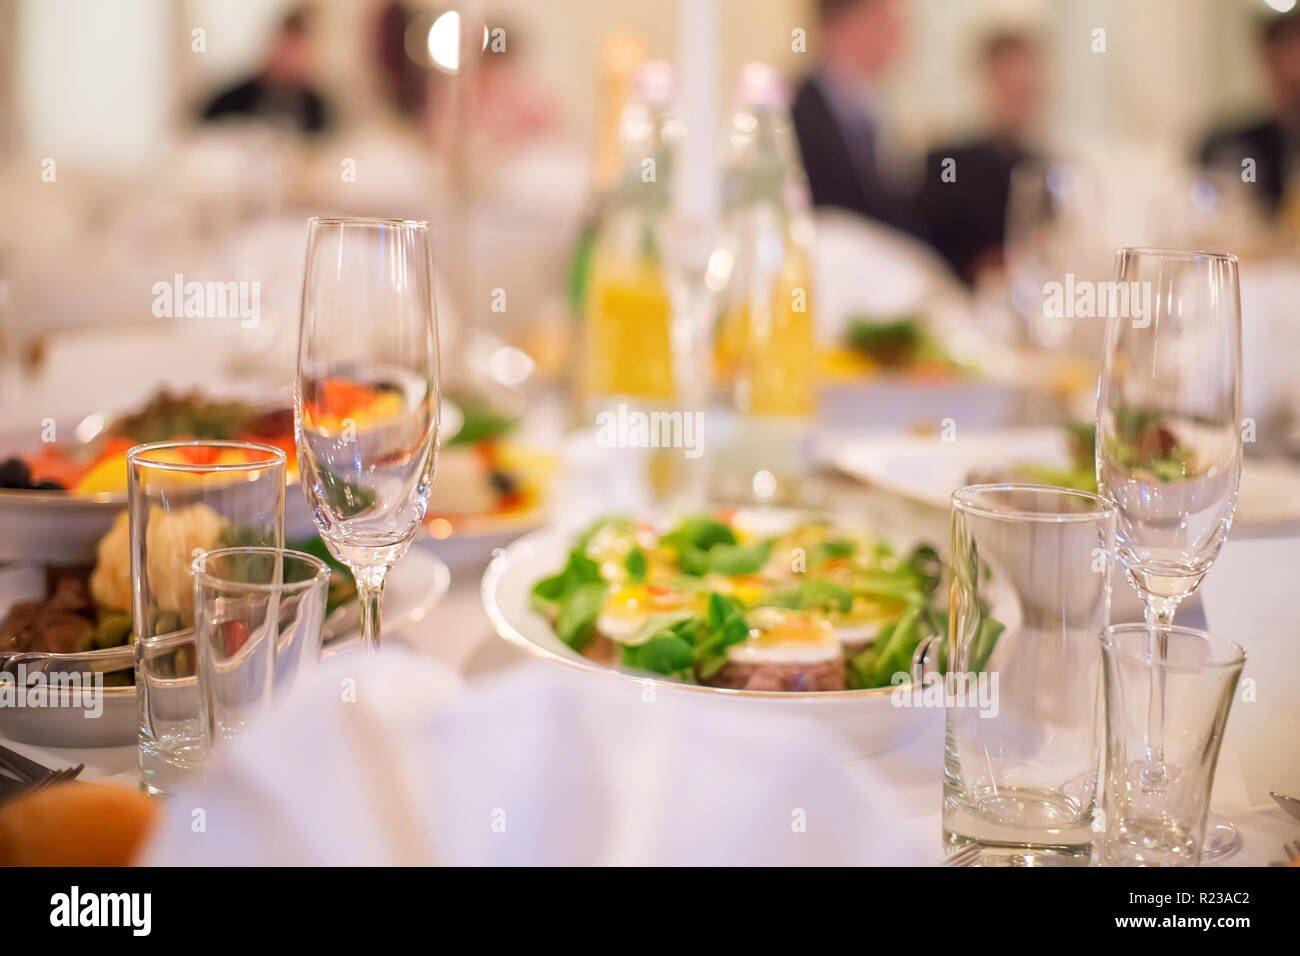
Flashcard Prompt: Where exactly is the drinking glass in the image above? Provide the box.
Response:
[933,484,1115,865]
[128,440,286,795]
[1096,247,1242,857]
[194,547,330,749]
[1099,624,1245,866]
[295,217,441,652]
[1004,159,1106,349]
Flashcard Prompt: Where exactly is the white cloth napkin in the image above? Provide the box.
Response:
[138,648,937,866]
[1198,536,1300,807]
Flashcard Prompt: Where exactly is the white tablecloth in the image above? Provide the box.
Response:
[5,536,1296,866]
[2,325,1297,866]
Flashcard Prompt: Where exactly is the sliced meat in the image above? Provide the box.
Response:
[704,657,848,692]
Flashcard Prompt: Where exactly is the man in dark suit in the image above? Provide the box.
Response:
[791,0,927,241]
[1199,12,1300,217]
[921,31,1043,283]
[202,5,332,135]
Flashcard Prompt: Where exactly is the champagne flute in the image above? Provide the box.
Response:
[1096,246,1242,859]
[295,217,440,651]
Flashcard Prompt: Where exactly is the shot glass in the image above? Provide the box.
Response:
[1099,623,1245,867]
[128,440,286,795]
[194,547,330,749]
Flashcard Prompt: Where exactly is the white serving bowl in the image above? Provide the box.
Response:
[0,550,451,748]
[480,524,939,757]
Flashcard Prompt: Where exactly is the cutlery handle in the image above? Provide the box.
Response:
[0,743,52,781]
[911,634,943,687]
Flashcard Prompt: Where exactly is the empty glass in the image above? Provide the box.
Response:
[1097,246,1242,857]
[128,440,286,795]
[934,484,1116,864]
[1099,624,1245,867]
[296,217,441,652]
[1097,248,1241,611]
[194,547,330,749]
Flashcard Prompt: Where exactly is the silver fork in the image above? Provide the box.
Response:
[0,742,53,781]
[941,845,982,867]
[0,763,84,806]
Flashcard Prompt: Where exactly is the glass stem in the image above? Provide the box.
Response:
[353,566,388,652]
[1141,594,1178,790]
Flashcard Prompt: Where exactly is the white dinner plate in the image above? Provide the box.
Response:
[832,427,1300,526]
[322,547,450,646]
[481,513,948,757]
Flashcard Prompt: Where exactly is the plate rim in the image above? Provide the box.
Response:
[831,426,1067,511]
[832,426,1300,524]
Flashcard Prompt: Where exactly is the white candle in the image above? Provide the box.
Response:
[674,0,719,228]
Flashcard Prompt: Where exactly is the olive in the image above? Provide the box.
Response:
[33,480,65,491]
[489,469,517,496]
[0,457,32,489]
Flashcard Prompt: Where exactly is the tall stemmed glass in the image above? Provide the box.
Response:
[1096,247,1242,859]
[295,218,440,651]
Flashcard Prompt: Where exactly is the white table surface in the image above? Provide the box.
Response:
[5,536,1296,867]
[2,324,1297,866]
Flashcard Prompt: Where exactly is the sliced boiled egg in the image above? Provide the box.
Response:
[827,597,909,647]
[596,585,704,643]
[726,608,842,665]
[700,574,765,608]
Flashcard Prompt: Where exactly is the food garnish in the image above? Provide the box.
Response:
[529,513,948,691]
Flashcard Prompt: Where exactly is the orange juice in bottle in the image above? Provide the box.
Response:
[585,251,675,401]
[581,61,679,412]
[715,63,818,502]
[722,64,817,424]
[739,251,816,418]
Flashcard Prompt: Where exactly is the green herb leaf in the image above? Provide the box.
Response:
[705,539,773,575]
[447,405,516,446]
[668,516,736,549]
[969,617,1005,674]
[809,539,856,566]
[624,546,647,582]
[758,578,854,613]
[555,582,607,651]
[693,592,750,678]
[623,633,695,675]
[849,604,924,688]
[529,548,603,619]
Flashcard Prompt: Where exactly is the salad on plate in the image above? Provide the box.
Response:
[529,512,947,692]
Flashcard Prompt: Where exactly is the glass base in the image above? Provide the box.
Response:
[1198,814,1241,863]
[139,737,207,796]
[944,785,1095,851]
[942,831,1092,867]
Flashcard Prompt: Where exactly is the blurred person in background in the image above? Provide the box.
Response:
[921,30,1043,283]
[1199,11,1300,218]
[791,0,927,240]
[201,5,333,135]
[374,1,427,120]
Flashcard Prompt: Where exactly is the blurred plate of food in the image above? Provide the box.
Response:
[804,211,1028,429]
[0,389,300,563]
[0,521,449,749]
[832,425,1300,526]
[482,508,1014,755]
[423,397,554,563]
[0,388,553,564]
[813,209,968,338]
